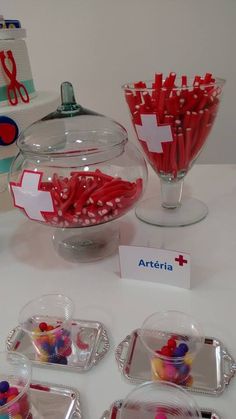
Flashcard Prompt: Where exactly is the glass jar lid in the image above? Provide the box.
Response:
[17,82,127,156]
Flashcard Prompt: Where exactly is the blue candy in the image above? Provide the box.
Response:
[56,338,65,349]
[50,354,61,364]
[0,398,7,406]
[173,347,185,357]
[42,342,55,355]
[178,343,189,354]
[58,356,68,365]
[0,381,9,393]
[179,363,190,376]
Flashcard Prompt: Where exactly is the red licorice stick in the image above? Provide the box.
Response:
[134,81,146,103]
[188,112,201,132]
[191,110,203,146]
[52,173,62,191]
[125,91,137,113]
[183,111,191,129]
[164,72,176,96]
[203,73,213,84]
[117,179,143,206]
[177,133,185,170]
[182,94,199,112]
[74,177,87,200]
[152,73,163,103]
[184,128,192,168]
[90,182,134,204]
[98,187,137,205]
[194,75,201,85]
[166,96,179,116]
[154,73,163,90]
[168,72,176,86]
[181,75,187,87]
[58,175,78,214]
[74,181,99,213]
[142,91,153,109]
[197,93,208,111]
[170,135,178,177]
[157,88,167,121]
[89,178,127,194]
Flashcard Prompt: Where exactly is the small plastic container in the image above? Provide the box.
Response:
[139,311,204,385]
[119,381,202,418]
[18,294,74,365]
[0,351,31,418]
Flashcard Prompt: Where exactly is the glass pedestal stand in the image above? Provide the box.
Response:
[52,222,119,262]
[135,179,208,227]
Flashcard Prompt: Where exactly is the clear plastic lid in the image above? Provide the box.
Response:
[139,311,204,361]
[119,381,202,418]
[17,82,128,156]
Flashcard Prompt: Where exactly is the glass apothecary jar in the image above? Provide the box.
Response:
[9,82,148,262]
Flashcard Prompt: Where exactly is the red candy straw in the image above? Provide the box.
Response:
[125,72,221,178]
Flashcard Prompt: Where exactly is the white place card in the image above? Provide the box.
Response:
[119,245,190,289]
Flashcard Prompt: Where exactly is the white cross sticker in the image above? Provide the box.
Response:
[10,170,54,222]
[135,114,173,153]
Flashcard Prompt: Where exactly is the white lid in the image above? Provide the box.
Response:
[0,28,26,40]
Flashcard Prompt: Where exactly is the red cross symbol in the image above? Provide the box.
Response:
[175,255,188,266]
[135,114,173,153]
[10,170,55,222]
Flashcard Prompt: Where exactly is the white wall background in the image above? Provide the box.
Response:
[1,0,236,163]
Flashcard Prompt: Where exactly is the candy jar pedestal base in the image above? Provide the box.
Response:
[52,222,120,262]
[135,196,208,227]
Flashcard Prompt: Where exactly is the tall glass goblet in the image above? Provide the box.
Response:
[122,75,225,226]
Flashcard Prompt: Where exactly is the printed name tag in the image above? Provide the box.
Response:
[119,245,190,289]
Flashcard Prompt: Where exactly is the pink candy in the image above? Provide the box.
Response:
[155,414,167,419]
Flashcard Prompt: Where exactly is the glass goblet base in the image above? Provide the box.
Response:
[135,196,208,227]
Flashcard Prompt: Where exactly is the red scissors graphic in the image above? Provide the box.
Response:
[0,50,30,106]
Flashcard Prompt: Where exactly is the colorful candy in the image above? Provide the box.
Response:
[32,321,72,365]
[0,381,30,418]
[152,337,193,385]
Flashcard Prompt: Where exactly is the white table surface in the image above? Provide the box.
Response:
[0,164,236,418]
